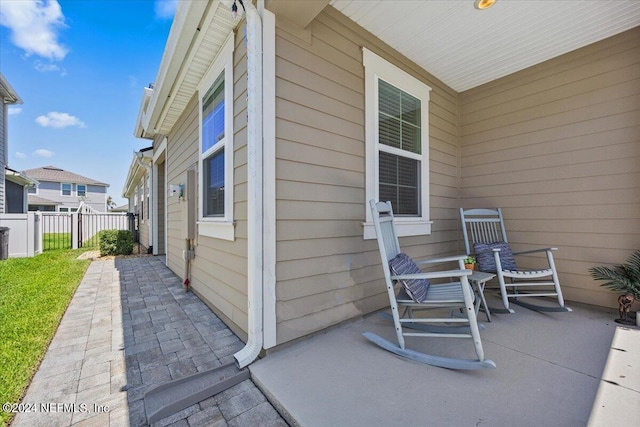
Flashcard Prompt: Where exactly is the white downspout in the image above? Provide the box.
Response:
[234,0,263,369]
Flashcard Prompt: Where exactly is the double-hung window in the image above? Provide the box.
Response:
[197,35,234,241]
[77,184,87,197]
[362,48,432,239]
[61,183,72,196]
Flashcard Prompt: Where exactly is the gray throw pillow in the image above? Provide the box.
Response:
[388,253,430,303]
[473,242,517,272]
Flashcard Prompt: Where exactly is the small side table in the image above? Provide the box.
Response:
[468,271,495,322]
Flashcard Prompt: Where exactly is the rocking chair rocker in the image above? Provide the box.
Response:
[365,200,495,370]
[459,208,571,314]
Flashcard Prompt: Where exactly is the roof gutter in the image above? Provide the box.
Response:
[234,0,264,369]
[122,149,152,198]
[0,73,22,104]
[5,168,38,186]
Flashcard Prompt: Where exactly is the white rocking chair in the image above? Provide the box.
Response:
[459,208,571,314]
[366,200,495,370]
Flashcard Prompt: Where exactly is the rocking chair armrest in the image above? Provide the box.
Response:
[470,248,499,255]
[512,247,558,256]
[391,269,471,281]
[415,255,467,265]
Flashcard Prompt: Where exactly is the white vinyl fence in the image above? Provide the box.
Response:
[0,213,42,258]
[41,212,130,250]
[0,211,131,257]
[77,212,129,248]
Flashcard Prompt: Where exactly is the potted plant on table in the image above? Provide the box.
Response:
[589,250,640,326]
[464,256,476,271]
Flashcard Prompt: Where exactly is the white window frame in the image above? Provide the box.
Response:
[77,184,87,197]
[61,182,72,196]
[197,34,235,241]
[362,48,432,240]
[27,184,37,195]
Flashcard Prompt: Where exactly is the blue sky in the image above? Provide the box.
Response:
[0,0,177,206]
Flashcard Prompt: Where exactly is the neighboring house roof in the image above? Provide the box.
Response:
[5,167,38,187]
[28,195,61,206]
[22,166,109,187]
[111,204,129,212]
[0,72,22,104]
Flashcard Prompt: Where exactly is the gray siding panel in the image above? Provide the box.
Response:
[165,29,249,336]
[157,160,166,254]
[273,7,461,345]
[459,27,640,308]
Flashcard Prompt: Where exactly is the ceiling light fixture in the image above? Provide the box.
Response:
[474,0,496,10]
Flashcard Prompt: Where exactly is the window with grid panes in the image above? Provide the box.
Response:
[377,79,421,216]
[197,34,235,241]
[363,48,432,239]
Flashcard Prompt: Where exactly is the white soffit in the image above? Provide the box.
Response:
[151,1,237,136]
[330,0,640,92]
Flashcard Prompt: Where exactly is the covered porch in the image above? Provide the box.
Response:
[251,294,639,426]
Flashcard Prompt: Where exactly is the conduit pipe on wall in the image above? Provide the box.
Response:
[234,0,264,369]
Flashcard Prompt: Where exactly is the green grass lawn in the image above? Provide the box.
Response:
[43,232,72,250]
[42,233,101,251]
[0,250,90,427]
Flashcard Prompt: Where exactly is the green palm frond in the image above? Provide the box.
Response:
[589,250,640,299]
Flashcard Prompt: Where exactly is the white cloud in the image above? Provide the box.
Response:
[33,149,55,158]
[0,0,69,61]
[15,152,27,159]
[34,61,66,75]
[154,0,178,20]
[8,107,22,116]
[35,112,85,129]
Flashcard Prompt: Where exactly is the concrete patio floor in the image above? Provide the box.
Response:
[250,294,638,427]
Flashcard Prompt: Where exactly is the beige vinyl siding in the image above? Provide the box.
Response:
[459,27,640,308]
[273,6,461,345]
[166,95,198,279]
[165,28,249,337]
[138,171,150,249]
[157,159,166,254]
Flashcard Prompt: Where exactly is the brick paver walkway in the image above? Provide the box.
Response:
[12,256,287,427]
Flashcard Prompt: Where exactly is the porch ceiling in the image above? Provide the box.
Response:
[330,0,640,92]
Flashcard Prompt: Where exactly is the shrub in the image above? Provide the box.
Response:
[99,230,133,256]
[589,250,640,300]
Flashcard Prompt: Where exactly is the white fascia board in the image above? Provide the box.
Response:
[5,169,38,186]
[123,148,153,197]
[142,1,210,135]
[134,87,154,138]
[0,73,22,104]
[122,155,144,198]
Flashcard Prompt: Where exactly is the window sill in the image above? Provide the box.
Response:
[362,220,432,240]
[198,220,235,241]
